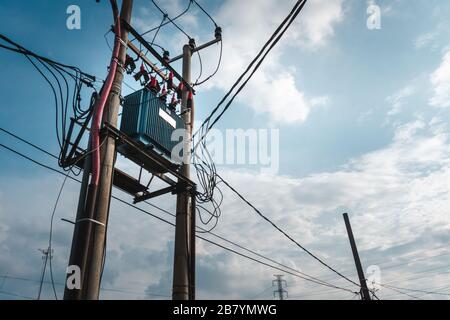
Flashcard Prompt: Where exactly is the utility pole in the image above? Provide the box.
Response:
[83,0,133,300]
[273,275,288,300]
[63,0,133,300]
[172,42,193,300]
[343,213,372,301]
[63,140,92,300]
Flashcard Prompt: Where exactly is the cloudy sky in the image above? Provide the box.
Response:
[1,0,450,300]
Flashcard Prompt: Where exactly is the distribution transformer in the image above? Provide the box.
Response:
[120,88,185,160]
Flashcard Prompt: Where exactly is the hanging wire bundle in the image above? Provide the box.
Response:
[0,33,98,175]
[190,0,309,231]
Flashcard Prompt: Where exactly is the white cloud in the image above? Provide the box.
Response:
[202,0,344,124]
[414,31,438,49]
[290,0,344,48]
[386,85,415,116]
[429,50,450,108]
[132,0,345,125]
[2,116,450,299]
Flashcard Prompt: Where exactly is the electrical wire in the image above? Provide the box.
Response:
[189,0,308,236]
[193,39,222,87]
[135,0,193,40]
[0,142,358,296]
[0,274,170,299]
[0,33,97,176]
[192,0,308,147]
[217,173,361,288]
[381,284,450,297]
[0,289,34,300]
[379,283,423,300]
[192,0,218,27]
[0,129,361,292]
[141,200,351,291]
[47,173,69,300]
[151,0,192,40]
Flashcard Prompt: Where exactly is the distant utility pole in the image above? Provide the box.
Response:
[37,248,52,300]
[172,42,193,301]
[64,0,133,300]
[273,275,288,300]
[343,213,372,301]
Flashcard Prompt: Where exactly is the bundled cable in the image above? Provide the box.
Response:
[191,0,308,230]
[0,33,97,175]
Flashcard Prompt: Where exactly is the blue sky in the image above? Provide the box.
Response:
[1,0,450,300]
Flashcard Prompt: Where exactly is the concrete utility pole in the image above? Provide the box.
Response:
[343,213,372,301]
[172,43,193,300]
[273,275,288,300]
[64,0,133,300]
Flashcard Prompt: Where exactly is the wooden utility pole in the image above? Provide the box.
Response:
[172,43,193,300]
[64,0,133,300]
[343,213,372,301]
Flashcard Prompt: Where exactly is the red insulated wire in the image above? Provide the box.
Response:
[91,0,121,186]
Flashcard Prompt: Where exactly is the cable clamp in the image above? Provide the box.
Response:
[76,218,106,227]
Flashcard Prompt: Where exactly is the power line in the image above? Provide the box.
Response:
[192,0,218,27]
[382,283,450,297]
[0,289,34,300]
[136,0,193,39]
[0,274,170,299]
[379,283,423,300]
[0,141,357,295]
[0,128,357,293]
[217,173,360,288]
[141,198,349,290]
[189,0,311,252]
[192,0,308,146]
[151,0,192,40]
[47,173,69,300]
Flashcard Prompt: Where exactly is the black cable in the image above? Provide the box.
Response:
[48,173,69,300]
[188,0,356,290]
[1,128,359,290]
[151,14,167,46]
[382,283,450,297]
[192,0,218,27]
[0,289,34,300]
[136,0,193,39]
[0,34,95,80]
[0,274,170,298]
[200,0,308,140]
[0,33,97,174]
[141,200,345,290]
[0,128,57,159]
[151,0,192,40]
[192,0,307,146]
[193,39,222,86]
[0,142,357,295]
[379,284,423,300]
[217,173,361,288]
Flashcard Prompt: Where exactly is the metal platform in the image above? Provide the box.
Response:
[102,123,196,203]
[62,121,195,203]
